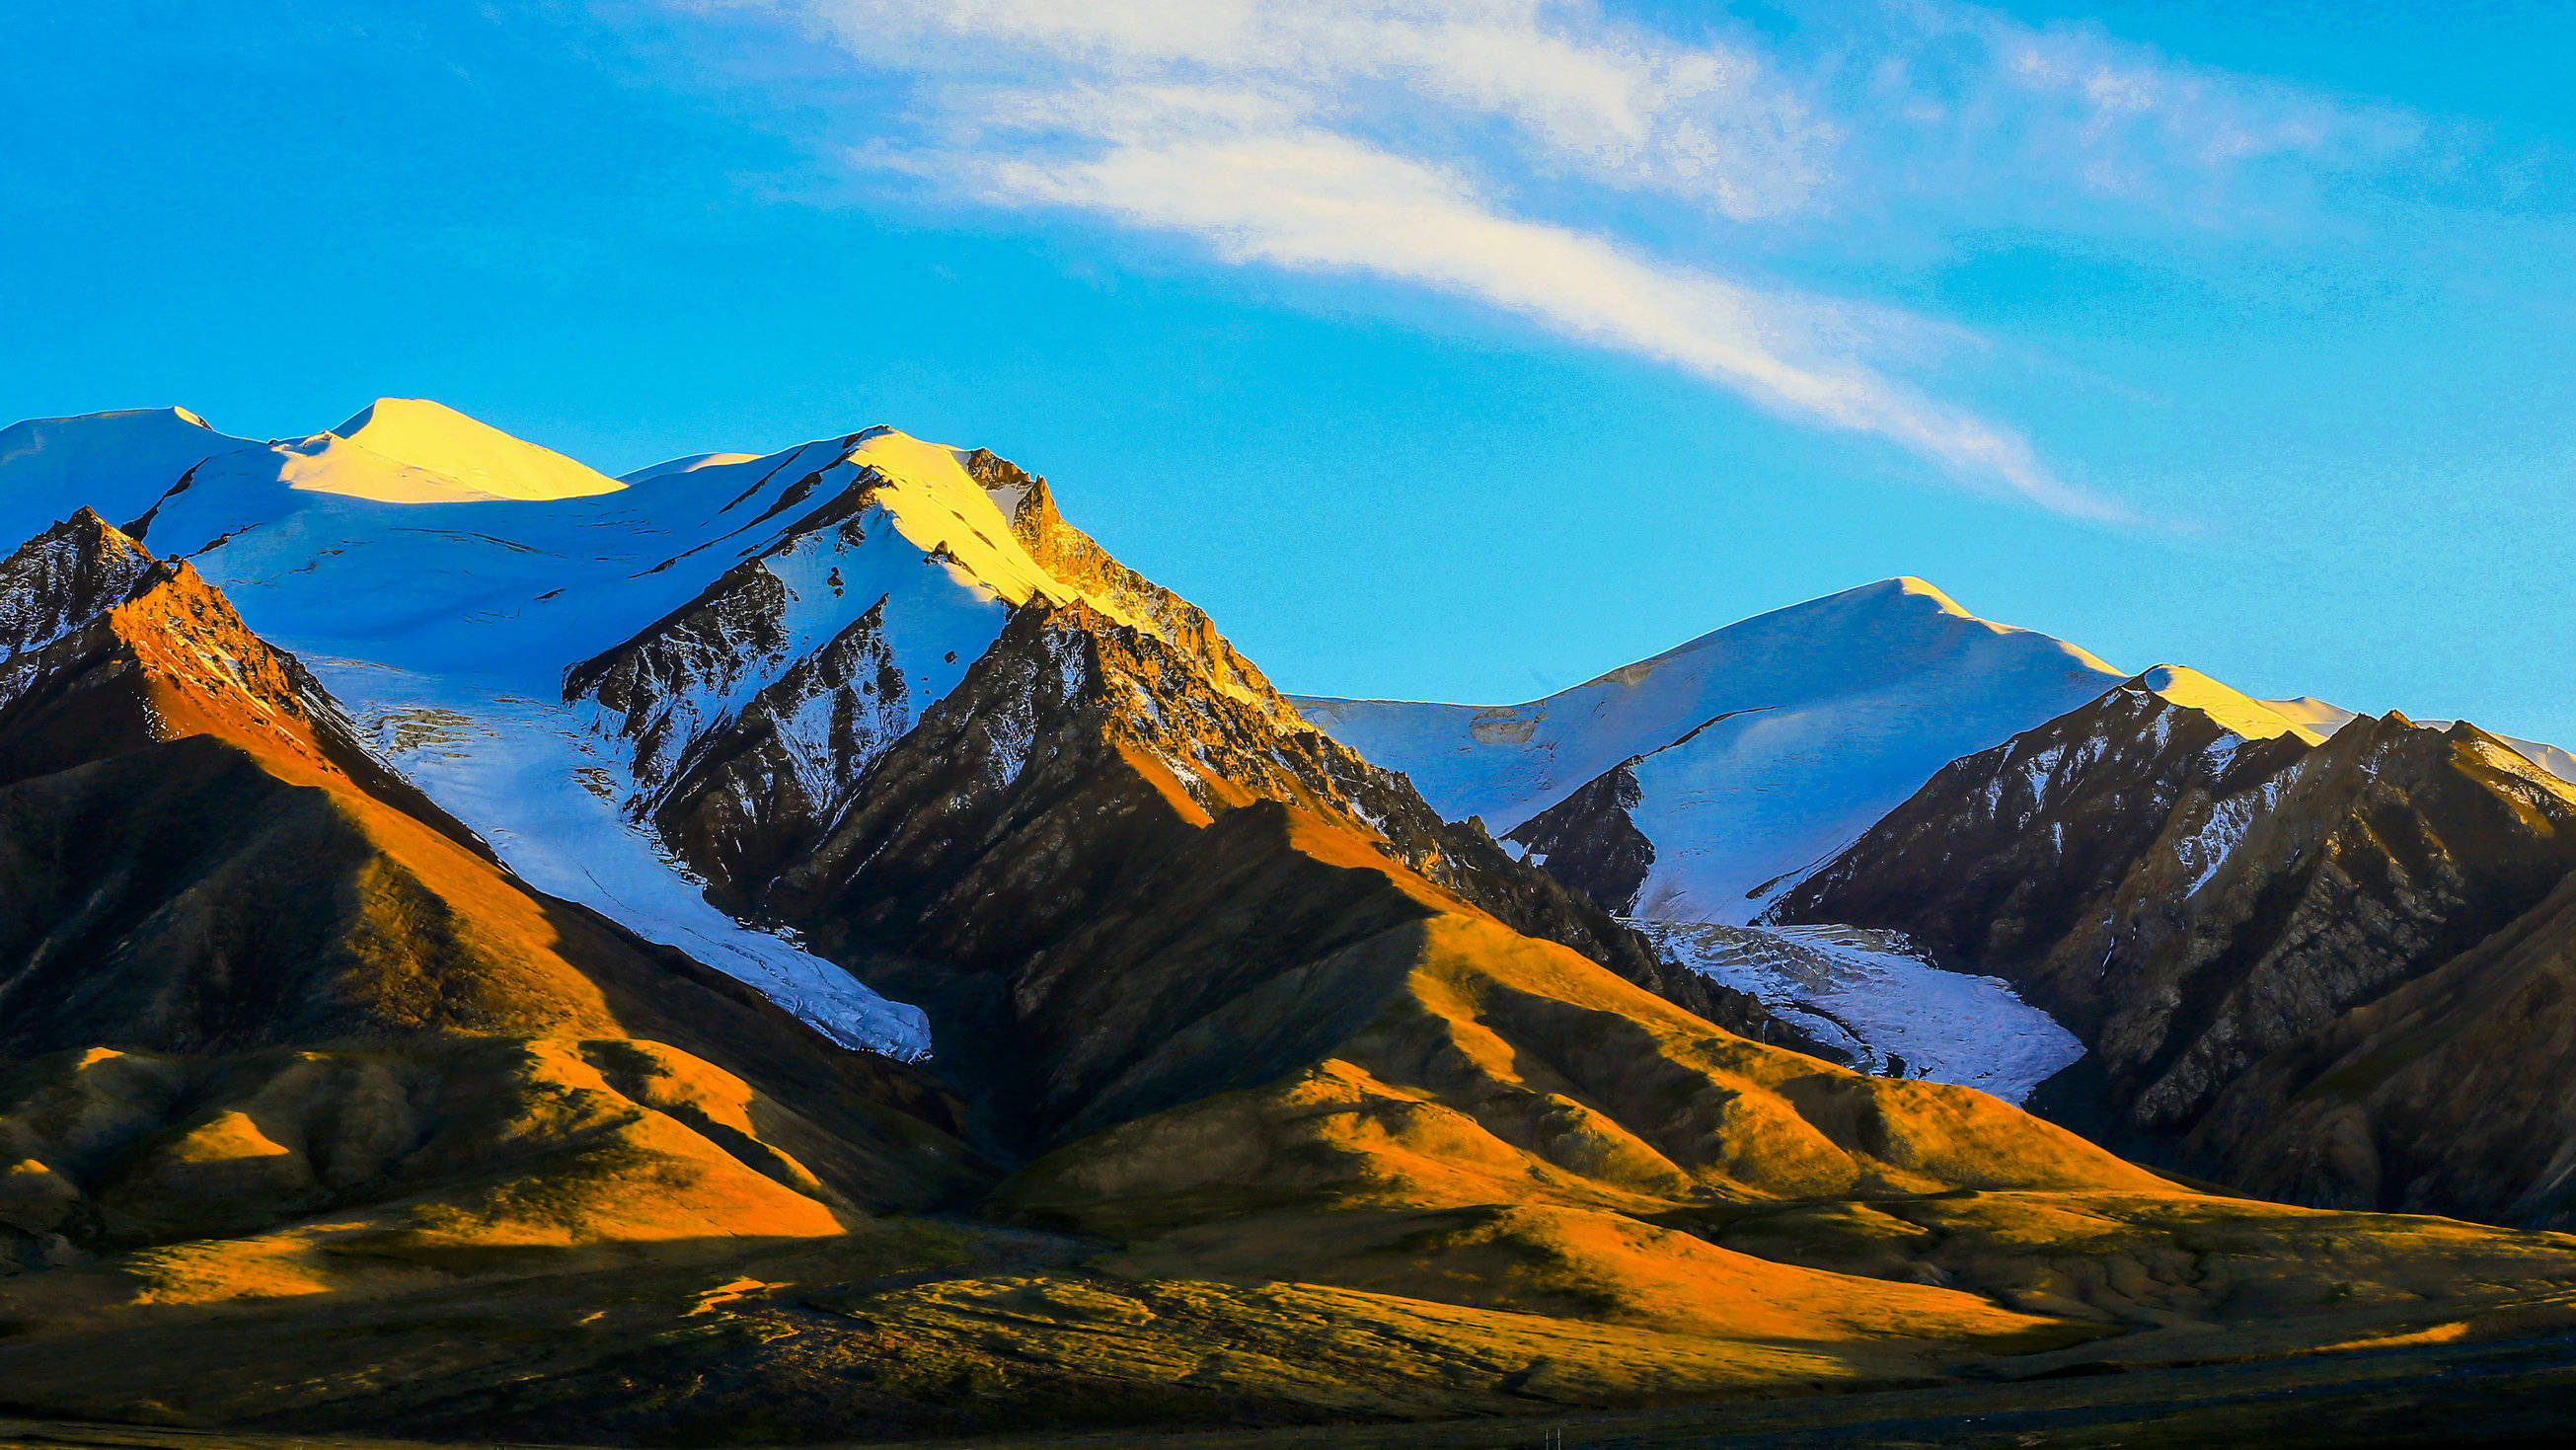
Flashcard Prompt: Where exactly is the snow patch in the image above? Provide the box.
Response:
[319,658,930,1057]
[2174,775,2289,898]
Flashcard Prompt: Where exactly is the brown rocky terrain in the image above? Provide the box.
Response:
[1501,760,1658,914]
[1776,671,2576,1222]
[2191,866,2576,1223]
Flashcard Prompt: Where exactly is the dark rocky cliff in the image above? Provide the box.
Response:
[1778,675,2576,1221]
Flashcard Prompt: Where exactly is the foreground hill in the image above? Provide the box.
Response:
[5,405,2576,1442]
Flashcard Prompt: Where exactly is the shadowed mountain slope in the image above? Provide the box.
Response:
[601,547,2576,1433]
[560,446,1821,1118]
[1777,669,2576,1224]
[2191,867,2576,1223]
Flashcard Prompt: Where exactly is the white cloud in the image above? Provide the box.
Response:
[644,0,2436,520]
[768,0,1837,218]
[943,116,2111,518]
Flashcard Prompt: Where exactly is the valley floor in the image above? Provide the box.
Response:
[11,1322,2576,1449]
[11,1197,2576,1450]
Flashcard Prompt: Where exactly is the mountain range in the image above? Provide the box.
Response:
[6,399,2576,1445]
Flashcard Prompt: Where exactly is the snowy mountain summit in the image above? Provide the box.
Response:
[277,397,627,502]
[1297,576,2131,923]
[0,404,1196,1054]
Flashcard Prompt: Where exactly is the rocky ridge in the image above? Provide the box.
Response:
[1776,668,2576,1222]
[561,433,1812,1084]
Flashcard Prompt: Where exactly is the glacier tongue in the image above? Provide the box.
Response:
[1632,919,2084,1104]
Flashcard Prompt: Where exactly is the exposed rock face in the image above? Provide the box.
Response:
[1505,762,1655,915]
[575,562,929,895]
[1777,675,2576,1217]
[730,593,2179,1214]
[0,509,155,676]
[0,518,986,1278]
[968,448,1292,724]
[564,438,889,816]
[2188,870,2576,1225]
[748,600,1809,1144]
[1777,679,2316,1037]
[17,412,2576,1441]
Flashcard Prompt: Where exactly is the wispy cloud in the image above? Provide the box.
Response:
[1819,0,2429,228]
[638,0,2439,522]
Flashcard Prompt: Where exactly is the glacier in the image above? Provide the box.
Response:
[1633,920,2085,1105]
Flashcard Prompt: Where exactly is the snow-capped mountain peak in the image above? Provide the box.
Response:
[0,508,159,710]
[0,403,1331,1057]
[0,407,255,533]
[275,397,626,503]
[0,399,624,545]
[843,428,1071,612]
[1297,575,2131,924]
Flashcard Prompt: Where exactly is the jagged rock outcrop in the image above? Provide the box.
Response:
[747,601,1809,1145]
[1777,671,2576,1214]
[967,447,1292,723]
[0,509,156,675]
[1505,762,1656,914]
[1776,675,2319,1036]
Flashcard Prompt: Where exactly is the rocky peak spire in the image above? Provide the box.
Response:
[0,507,158,661]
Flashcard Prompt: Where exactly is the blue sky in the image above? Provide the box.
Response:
[6,1,2573,737]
